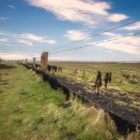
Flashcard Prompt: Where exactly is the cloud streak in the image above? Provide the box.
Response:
[96,35,140,55]
[0,16,10,21]
[26,0,128,26]
[0,37,9,43]
[20,33,56,44]
[0,52,31,60]
[0,31,56,47]
[18,39,33,46]
[108,14,128,23]
[122,21,140,31]
[8,5,16,9]
[64,30,89,41]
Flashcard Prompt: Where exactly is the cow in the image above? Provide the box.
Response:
[94,71,102,94]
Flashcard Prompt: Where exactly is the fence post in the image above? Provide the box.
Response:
[33,57,36,67]
[25,59,28,64]
[83,70,85,79]
[41,52,48,74]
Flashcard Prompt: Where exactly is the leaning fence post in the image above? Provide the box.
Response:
[41,52,48,75]
[25,59,28,64]
[83,70,85,79]
[33,57,36,67]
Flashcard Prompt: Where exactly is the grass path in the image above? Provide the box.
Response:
[0,62,139,140]
[0,62,64,139]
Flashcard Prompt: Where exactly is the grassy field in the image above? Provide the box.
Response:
[49,62,140,93]
[48,62,140,113]
[0,62,139,140]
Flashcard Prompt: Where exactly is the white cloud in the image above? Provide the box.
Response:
[21,33,43,41]
[0,32,6,35]
[0,16,10,21]
[43,40,56,44]
[8,5,16,9]
[18,39,33,46]
[49,55,81,61]
[0,31,56,47]
[102,32,116,37]
[122,21,140,30]
[20,33,56,44]
[96,36,140,55]
[64,30,89,41]
[0,37,9,43]
[108,14,128,22]
[0,52,31,60]
[26,0,128,26]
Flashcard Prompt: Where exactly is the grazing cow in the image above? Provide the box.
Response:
[121,72,130,81]
[108,72,112,82]
[48,65,52,72]
[132,74,136,79]
[47,65,58,73]
[94,71,102,94]
[74,68,77,74]
[125,74,130,80]
[52,66,57,72]
[104,72,112,90]
[104,72,110,90]
[58,66,62,72]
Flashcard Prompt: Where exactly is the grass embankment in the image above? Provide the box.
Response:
[0,62,139,140]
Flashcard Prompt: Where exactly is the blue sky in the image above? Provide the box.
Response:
[0,0,140,61]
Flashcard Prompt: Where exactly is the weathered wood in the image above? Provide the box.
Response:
[25,59,28,64]
[41,52,48,74]
[33,57,36,67]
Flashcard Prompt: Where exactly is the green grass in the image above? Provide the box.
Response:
[48,62,140,117]
[0,62,139,140]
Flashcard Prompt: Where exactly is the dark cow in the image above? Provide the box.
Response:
[108,72,112,82]
[104,72,109,90]
[47,65,58,73]
[104,72,112,90]
[58,66,62,72]
[52,66,57,72]
[94,71,102,94]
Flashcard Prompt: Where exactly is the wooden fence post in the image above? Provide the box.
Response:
[25,59,28,64]
[41,52,48,74]
[83,70,85,79]
[33,57,36,67]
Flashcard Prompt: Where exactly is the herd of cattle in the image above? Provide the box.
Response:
[121,71,140,81]
[47,65,63,72]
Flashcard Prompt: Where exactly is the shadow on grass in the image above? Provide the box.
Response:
[0,64,16,69]
[0,80,8,85]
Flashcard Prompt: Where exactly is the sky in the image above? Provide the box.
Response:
[0,0,140,61]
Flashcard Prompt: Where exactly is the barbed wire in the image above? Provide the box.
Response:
[49,32,140,55]
[48,19,140,52]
